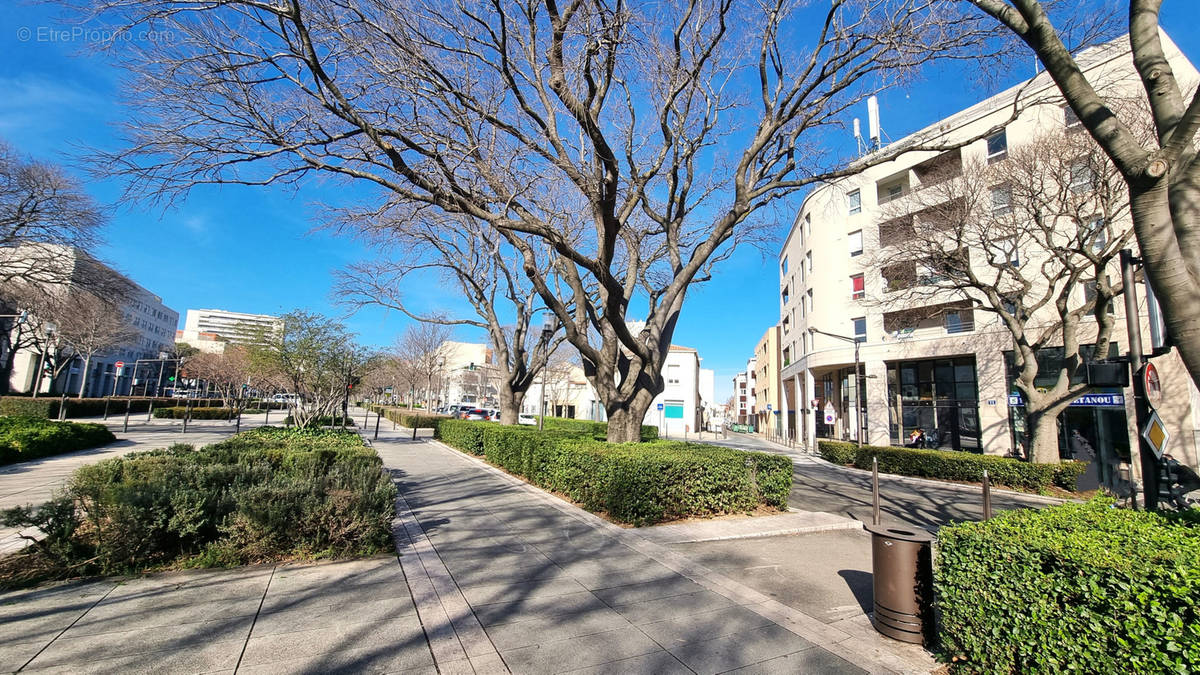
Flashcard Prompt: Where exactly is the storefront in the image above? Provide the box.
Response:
[886,356,981,452]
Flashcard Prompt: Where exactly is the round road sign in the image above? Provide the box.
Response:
[1144,363,1162,410]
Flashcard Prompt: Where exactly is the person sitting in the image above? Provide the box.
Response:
[906,428,925,448]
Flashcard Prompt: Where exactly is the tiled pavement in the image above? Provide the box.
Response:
[376,426,924,674]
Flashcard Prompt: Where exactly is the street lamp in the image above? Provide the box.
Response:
[809,326,866,449]
[537,315,555,430]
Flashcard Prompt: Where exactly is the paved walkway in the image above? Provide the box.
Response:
[376,427,921,674]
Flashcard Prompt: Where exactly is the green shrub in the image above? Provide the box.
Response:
[371,406,447,429]
[1,427,394,588]
[153,406,237,419]
[282,415,356,427]
[0,396,225,419]
[0,416,116,465]
[936,499,1200,673]
[816,440,1085,492]
[442,423,791,525]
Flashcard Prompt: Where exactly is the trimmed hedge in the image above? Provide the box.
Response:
[817,440,1087,492]
[936,499,1200,672]
[370,405,448,429]
[0,416,116,465]
[0,427,395,588]
[283,415,356,427]
[0,396,223,419]
[153,406,233,419]
[439,422,791,525]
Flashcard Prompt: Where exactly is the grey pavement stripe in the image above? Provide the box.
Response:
[233,565,277,673]
[421,438,930,675]
[16,582,119,672]
[392,488,510,672]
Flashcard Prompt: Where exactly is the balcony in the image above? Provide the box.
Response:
[883,301,976,339]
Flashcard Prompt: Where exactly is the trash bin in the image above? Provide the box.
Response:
[865,523,935,644]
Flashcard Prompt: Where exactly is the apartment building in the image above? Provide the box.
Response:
[438,341,497,407]
[3,245,178,397]
[179,308,280,348]
[772,32,1199,491]
[645,345,703,436]
[754,326,783,435]
[732,357,757,426]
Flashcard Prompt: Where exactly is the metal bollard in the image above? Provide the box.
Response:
[235,410,242,433]
[103,397,110,421]
[147,400,154,423]
[123,399,131,433]
[183,401,190,434]
[59,395,68,421]
[363,406,369,428]
[374,412,381,440]
[982,469,993,520]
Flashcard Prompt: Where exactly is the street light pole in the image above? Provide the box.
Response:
[537,316,555,431]
[810,327,866,450]
[32,322,57,399]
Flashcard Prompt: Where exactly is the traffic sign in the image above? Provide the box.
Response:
[115,361,124,368]
[656,403,664,411]
[1141,411,1170,459]
[1143,363,1163,410]
[823,401,836,425]
[766,404,773,411]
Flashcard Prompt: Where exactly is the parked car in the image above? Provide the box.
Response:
[464,409,489,421]
[518,413,537,426]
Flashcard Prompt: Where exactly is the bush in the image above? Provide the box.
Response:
[282,415,356,427]
[936,499,1200,673]
[371,406,447,429]
[440,422,791,526]
[816,440,1086,492]
[153,406,235,419]
[0,416,116,466]
[0,396,224,419]
[0,427,395,588]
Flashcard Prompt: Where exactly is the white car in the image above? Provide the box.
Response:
[518,413,537,426]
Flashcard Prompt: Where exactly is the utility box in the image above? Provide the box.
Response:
[866,524,936,644]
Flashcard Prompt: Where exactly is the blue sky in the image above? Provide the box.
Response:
[4,3,1199,402]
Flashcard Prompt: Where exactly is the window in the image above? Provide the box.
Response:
[782,286,789,305]
[1080,217,1107,253]
[801,332,807,354]
[780,256,788,275]
[782,315,790,334]
[1063,105,1081,128]
[853,317,867,343]
[807,289,814,315]
[804,213,811,240]
[851,273,865,300]
[782,347,791,366]
[848,230,863,257]
[848,189,862,215]
[986,130,1007,162]
[1069,160,1092,193]
[944,310,974,334]
[806,251,813,273]
[667,364,681,385]
[991,186,1012,215]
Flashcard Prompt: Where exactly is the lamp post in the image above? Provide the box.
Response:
[32,322,58,399]
[809,326,865,449]
[537,315,555,431]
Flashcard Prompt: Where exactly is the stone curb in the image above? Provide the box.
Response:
[424,438,935,675]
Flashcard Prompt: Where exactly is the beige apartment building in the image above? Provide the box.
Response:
[754,326,783,435]
[771,32,1199,493]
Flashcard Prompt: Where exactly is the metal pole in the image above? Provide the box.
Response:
[183,400,190,434]
[156,359,165,398]
[1120,249,1159,510]
[538,369,547,431]
[374,411,381,440]
[147,400,154,422]
[872,456,881,526]
[982,469,993,520]
[855,340,863,449]
[59,394,67,421]
[236,409,241,434]
[103,396,110,421]
[123,399,130,433]
[363,405,369,428]
[32,346,49,398]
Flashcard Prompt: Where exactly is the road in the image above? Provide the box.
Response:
[705,433,1062,531]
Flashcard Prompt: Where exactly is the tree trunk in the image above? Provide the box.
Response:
[78,355,92,398]
[498,386,524,425]
[1025,408,1062,465]
[604,389,656,443]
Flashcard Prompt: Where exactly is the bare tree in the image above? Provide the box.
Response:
[337,214,562,423]
[49,289,140,397]
[874,129,1129,462]
[85,0,1002,440]
[394,322,453,411]
[964,0,1200,398]
[185,348,256,410]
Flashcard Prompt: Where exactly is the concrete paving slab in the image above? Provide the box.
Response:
[640,510,863,544]
[458,575,591,606]
[22,638,246,674]
[560,650,694,675]
[238,617,431,668]
[590,575,707,606]
[606,589,739,626]
[470,590,614,627]
[497,625,663,675]
[664,623,818,675]
[637,603,778,647]
[235,644,438,675]
[722,646,869,674]
[481,606,634,651]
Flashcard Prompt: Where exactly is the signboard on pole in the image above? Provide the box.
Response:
[656,403,664,411]
[1141,410,1170,459]
[823,401,836,425]
[1143,363,1163,410]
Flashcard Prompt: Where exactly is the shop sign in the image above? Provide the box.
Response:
[1008,392,1125,407]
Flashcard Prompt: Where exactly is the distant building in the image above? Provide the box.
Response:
[438,341,496,406]
[178,308,280,350]
[644,345,703,437]
[754,327,783,435]
[732,357,757,426]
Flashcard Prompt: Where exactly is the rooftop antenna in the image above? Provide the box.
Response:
[867,96,881,150]
[853,118,867,156]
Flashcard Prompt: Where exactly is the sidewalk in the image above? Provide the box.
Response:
[374,426,925,674]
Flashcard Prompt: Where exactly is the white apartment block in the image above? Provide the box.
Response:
[179,308,280,347]
[772,33,1199,492]
[438,341,496,406]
